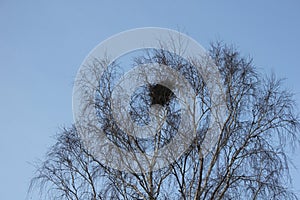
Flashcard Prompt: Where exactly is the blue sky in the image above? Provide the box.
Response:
[1,1,300,199]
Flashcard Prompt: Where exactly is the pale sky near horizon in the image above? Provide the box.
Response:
[1,1,300,199]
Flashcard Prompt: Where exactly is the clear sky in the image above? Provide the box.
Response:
[1,1,300,199]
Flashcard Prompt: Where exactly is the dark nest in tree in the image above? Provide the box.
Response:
[149,84,175,106]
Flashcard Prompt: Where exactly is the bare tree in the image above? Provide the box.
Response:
[29,42,300,200]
